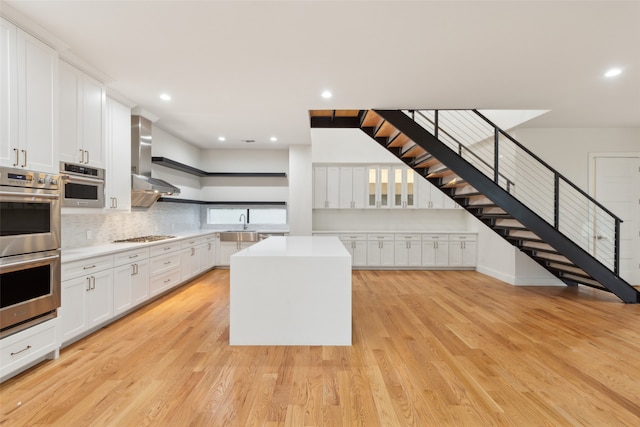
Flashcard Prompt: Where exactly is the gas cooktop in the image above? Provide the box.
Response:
[113,235,176,243]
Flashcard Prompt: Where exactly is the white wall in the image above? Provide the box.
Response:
[311,128,404,164]
[198,149,289,203]
[151,126,202,200]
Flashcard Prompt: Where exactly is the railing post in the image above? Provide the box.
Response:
[554,173,560,229]
[494,128,499,184]
[615,218,621,275]
[434,110,439,140]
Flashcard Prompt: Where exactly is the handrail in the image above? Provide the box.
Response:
[409,110,516,192]
[403,108,623,275]
[473,110,623,223]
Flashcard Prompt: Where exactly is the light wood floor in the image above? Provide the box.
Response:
[2,269,640,426]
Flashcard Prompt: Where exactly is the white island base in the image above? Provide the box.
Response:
[230,236,352,346]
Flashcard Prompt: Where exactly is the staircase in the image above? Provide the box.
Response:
[310,109,640,303]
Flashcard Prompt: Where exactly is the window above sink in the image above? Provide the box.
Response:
[206,207,287,226]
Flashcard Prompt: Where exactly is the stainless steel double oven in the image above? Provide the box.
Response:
[0,166,61,337]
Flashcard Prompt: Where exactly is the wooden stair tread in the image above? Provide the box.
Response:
[401,144,427,158]
[361,110,382,127]
[388,133,410,148]
[374,121,397,138]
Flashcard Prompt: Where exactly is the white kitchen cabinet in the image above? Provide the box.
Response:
[105,97,131,211]
[61,264,114,344]
[201,234,216,270]
[0,18,58,173]
[313,166,340,208]
[366,234,395,266]
[416,178,458,209]
[421,234,450,267]
[340,234,367,266]
[113,247,150,316]
[0,318,59,382]
[448,234,477,267]
[181,237,205,281]
[58,60,105,168]
[366,166,391,208]
[218,241,254,266]
[392,167,416,208]
[339,166,366,208]
[149,245,181,296]
[394,234,422,266]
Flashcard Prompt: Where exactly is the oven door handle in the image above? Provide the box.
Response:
[0,191,59,200]
[0,254,60,272]
[60,174,104,185]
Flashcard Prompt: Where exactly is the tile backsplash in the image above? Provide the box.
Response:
[62,203,201,249]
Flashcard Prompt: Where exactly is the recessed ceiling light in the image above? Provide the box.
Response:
[321,90,332,99]
[160,93,172,101]
[604,68,622,78]
[218,136,226,142]
[270,136,278,142]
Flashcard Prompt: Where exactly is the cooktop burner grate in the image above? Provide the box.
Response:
[113,235,176,243]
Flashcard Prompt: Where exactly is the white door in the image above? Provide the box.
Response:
[593,156,640,285]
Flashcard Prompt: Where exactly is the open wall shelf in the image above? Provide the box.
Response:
[152,157,287,178]
[157,197,286,206]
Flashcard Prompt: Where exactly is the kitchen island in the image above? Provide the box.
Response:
[230,236,351,346]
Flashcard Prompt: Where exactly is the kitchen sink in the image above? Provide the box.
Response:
[219,231,259,242]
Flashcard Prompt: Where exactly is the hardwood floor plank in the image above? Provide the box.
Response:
[3,269,640,426]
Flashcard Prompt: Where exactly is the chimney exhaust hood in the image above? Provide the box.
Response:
[131,115,180,208]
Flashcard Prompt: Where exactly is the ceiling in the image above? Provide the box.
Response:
[3,0,639,150]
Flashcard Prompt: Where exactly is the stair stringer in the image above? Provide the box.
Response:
[373,109,639,303]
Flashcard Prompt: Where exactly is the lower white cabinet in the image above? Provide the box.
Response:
[218,241,254,266]
[422,234,450,267]
[367,234,395,266]
[61,266,113,343]
[0,318,59,382]
[340,234,367,266]
[149,252,181,296]
[394,234,422,266]
[202,236,216,270]
[181,238,204,281]
[113,247,150,316]
[448,234,477,267]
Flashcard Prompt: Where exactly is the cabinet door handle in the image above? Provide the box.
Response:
[10,345,32,356]
[191,247,195,256]
[85,150,90,164]
[92,276,96,289]
[79,149,84,163]
[13,148,19,166]
[208,243,212,250]
[86,277,91,291]
[21,149,27,167]
[131,264,136,275]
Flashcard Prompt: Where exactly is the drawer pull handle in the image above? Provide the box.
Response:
[164,278,171,284]
[83,264,96,270]
[164,261,171,265]
[129,254,138,259]
[11,345,32,356]
[164,247,171,251]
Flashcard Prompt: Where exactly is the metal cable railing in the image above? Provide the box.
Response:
[403,109,622,273]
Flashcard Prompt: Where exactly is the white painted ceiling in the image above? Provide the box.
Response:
[3,0,639,149]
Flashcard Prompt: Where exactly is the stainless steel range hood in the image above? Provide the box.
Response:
[131,115,180,207]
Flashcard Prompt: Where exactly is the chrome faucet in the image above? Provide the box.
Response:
[239,213,247,230]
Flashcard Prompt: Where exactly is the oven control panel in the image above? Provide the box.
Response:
[0,167,59,190]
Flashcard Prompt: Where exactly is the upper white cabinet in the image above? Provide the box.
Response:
[339,166,366,208]
[313,166,340,208]
[58,60,105,168]
[105,97,131,211]
[392,167,415,208]
[366,166,391,208]
[0,18,58,173]
[417,178,458,209]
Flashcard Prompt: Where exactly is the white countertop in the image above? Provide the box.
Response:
[61,230,216,262]
[232,236,350,258]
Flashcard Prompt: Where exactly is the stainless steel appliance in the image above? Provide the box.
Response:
[59,162,105,208]
[131,115,180,208]
[0,166,61,337]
